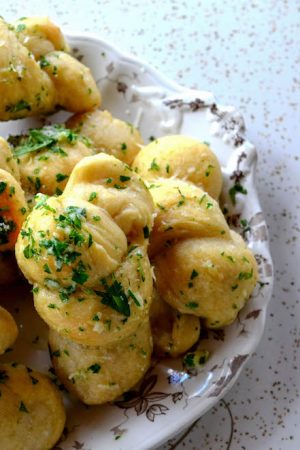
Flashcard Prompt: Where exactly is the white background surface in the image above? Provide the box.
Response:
[2,1,300,449]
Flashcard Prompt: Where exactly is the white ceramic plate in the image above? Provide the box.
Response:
[0,34,273,450]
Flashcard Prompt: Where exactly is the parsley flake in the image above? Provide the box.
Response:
[88,363,101,374]
[229,183,248,205]
[56,173,68,183]
[19,401,29,413]
[149,158,160,171]
[96,280,131,317]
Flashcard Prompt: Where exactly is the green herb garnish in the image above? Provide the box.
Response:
[88,363,101,374]
[0,182,7,194]
[56,173,68,183]
[88,192,97,201]
[149,158,160,171]
[185,301,199,309]
[6,99,31,113]
[229,183,248,205]
[19,401,29,413]
[9,125,86,158]
[96,280,131,317]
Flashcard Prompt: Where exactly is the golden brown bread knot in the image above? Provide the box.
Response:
[133,135,223,199]
[0,363,66,450]
[16,153,154,344]
[48,320,152,405]
[150,288,200,358]
[16,153,154,404]
[133,135,258,336]
[67,109,143,165]
[0,17,100,120]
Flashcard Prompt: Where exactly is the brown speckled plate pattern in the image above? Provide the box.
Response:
[0,34,273,450]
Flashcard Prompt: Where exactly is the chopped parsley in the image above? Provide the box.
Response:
[205,164,214,177]
[6,99,31,113]
[9,186,15,196]
[128,289,141,307]
[15,23,26,32]
[149,158,160,171]
[88,192,97,202]
[240,218,251,234]
[119,175,131,182]
[136,252,145,281]
[96,279,131,317]
[0,370,8,384]
[56,173,69,183]
[39,237,81,270]
[0,182,7,194]
[143,225,150,239]
[30,376,39,385]
[43,263,51,274]
[238,269,253,280]
[19,401,29,413]
[183,349,209,368]
[9,125,87,158]
[199,194,207,205]
[185,301,199,309]
[177,188,186,207]
[39,55,50,68]
[190,269,199,280]
[229,183,248,205]
[47,303,57,309]
[88,233,93,248]
[72,261,89,285]
[88,363,101,374]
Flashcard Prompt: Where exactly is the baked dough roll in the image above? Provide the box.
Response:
[0,169,27,252]
[147,178,230,256]
[9,125,94,196]
[42,51,100,113]
[0,363,66,450]
[13,16,70,59]
[34,244,152,346]
[49,320,152,405]
[153,231,258,328]
[0,17,100,120]
[133,134,257,330]
[63,154,154,239]
[67,110,143,165]
[0,138,20,181]
[16,153,154,343]
[133,135,222,199]
[0,306,18,355]
[150,289,200,357]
